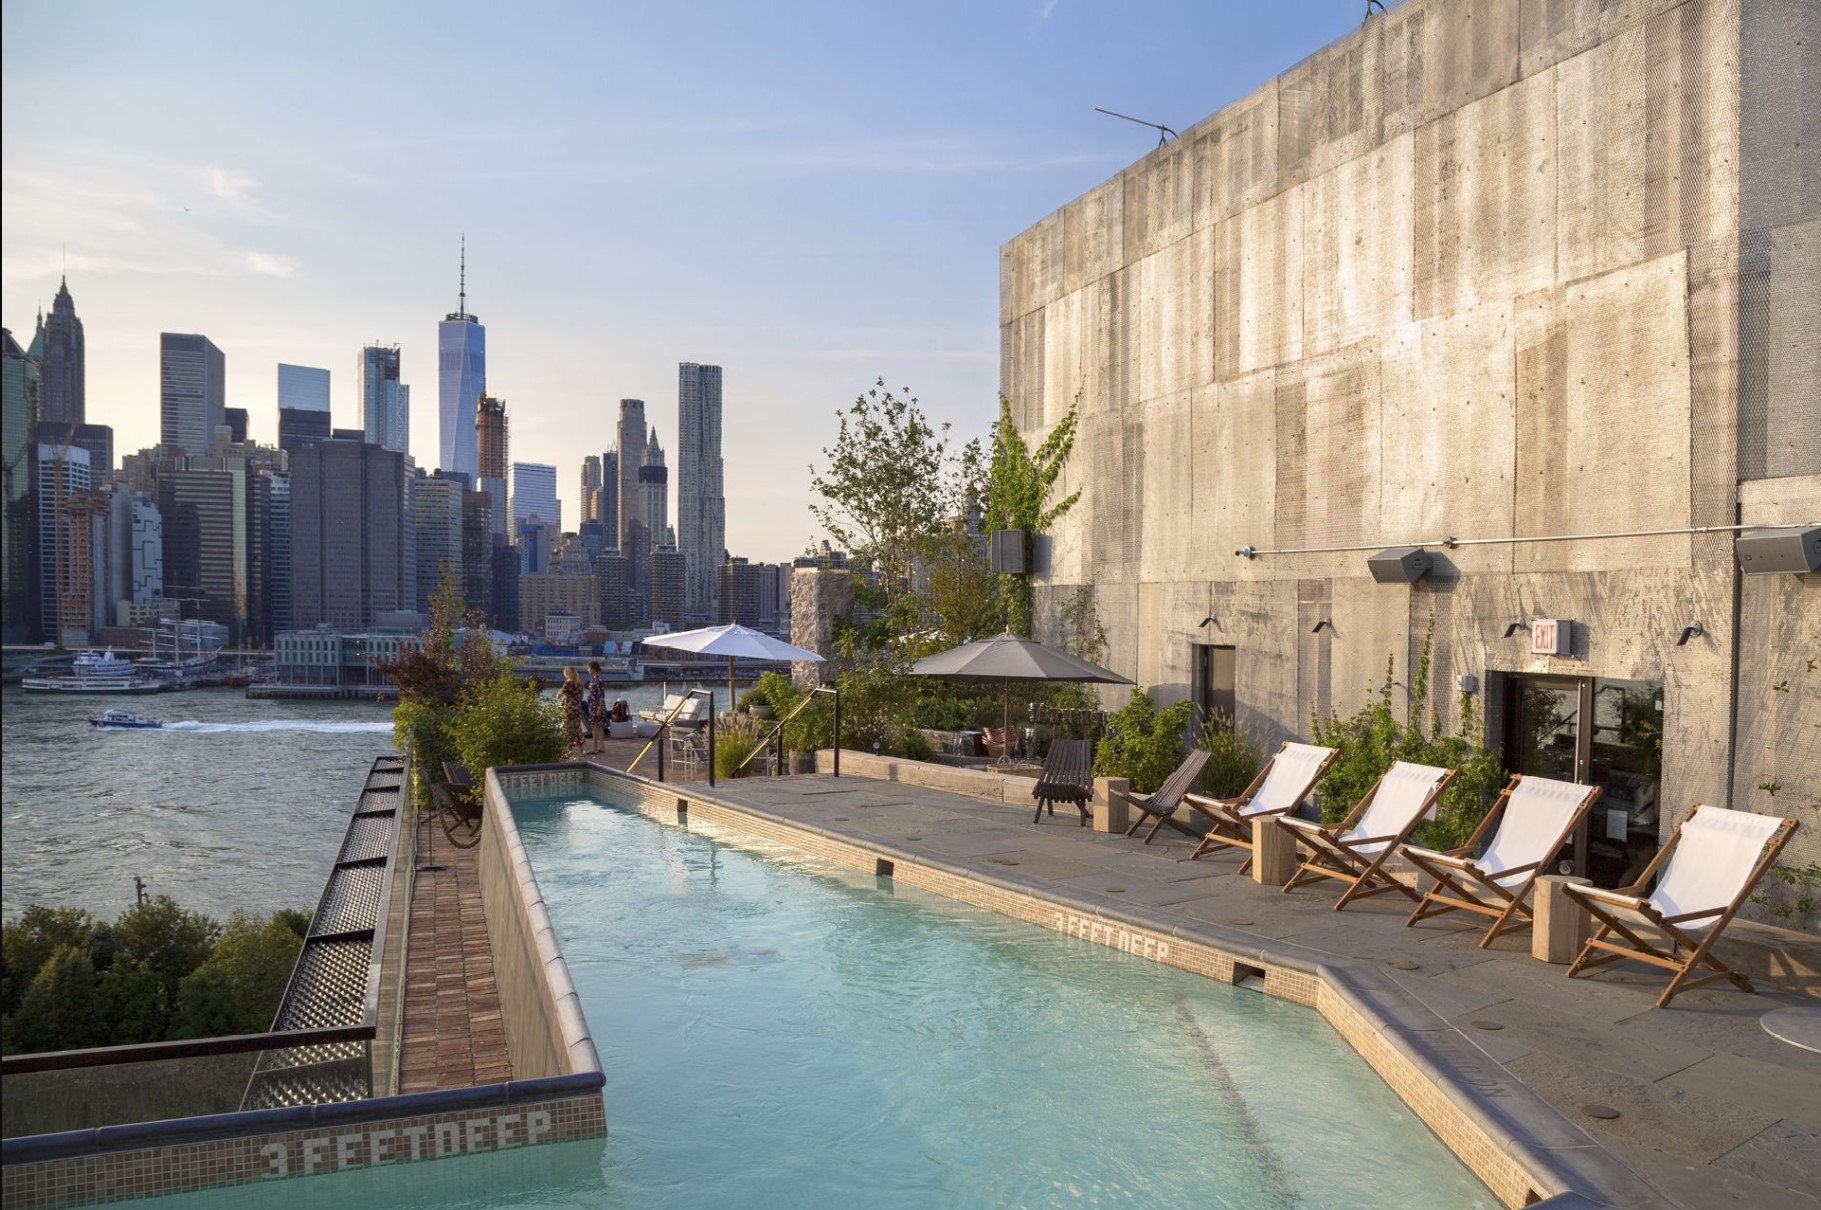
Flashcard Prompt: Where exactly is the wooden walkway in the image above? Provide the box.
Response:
[397,810,512,1092]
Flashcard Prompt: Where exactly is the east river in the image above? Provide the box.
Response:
[0,680,686,922]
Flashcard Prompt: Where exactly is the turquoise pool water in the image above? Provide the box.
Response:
[123,790,1496,1208]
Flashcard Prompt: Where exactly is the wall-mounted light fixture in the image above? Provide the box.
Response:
[1198,615,1221,630]
[1676,621,1706,647]
[1367,547,1432,583]
[1311,617,1334,635]
[1503,619,1530,639]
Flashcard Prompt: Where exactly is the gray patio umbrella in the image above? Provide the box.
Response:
[640,623,823,705]
[909,632,1133,754]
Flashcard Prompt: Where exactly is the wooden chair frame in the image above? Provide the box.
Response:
[1402,774,1601,947]
[1564,806,1798,1009]
[1182,742,1339,869]
[1121,749,1213,844]
[1278,763,1458,910]
[1031,737,1095,826]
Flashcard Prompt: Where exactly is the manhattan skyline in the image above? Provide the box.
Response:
[1,1,1371,561]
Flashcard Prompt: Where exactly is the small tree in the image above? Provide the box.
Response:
[449,667,567,776]
[112,895,221,1040]
[984,395,1081,636]
[172,911,306,1039]
[8,946,109,1053]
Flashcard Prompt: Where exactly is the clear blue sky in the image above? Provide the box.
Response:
[3,0,1372,562]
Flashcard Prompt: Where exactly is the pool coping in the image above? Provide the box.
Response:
[515,761,1682,1210]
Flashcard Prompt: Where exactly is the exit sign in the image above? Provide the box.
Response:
[1531,619,1569,656]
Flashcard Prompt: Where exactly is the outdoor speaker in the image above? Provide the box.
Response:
[1367,547,1432,584]
[990,529,1026,574]
[1734,526,1820,575]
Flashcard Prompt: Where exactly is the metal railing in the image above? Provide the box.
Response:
[735,686,841,778]
[627,688,718,785]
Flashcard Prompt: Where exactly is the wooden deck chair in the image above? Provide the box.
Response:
[1278,761,1458,909]
[1402,774,1601,947]
[431,780,482,849]
[1182,742,1339,868]
[1565,805,1798,1009]
[1032,738,1095,826]
[1121,749,1213,843]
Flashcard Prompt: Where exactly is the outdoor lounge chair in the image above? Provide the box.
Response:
[1182,741,1339,868]
[639,693,686,723]
[1565,805,1798,1008]
[1031,738,1095,826]
[431,777,482,849]
[1402,774,1602,947]
[1121,749,1213,843]
[1277,761,1457,909]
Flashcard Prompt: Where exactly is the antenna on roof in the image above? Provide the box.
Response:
[1094,107,1177,149]
[459,234,466,316]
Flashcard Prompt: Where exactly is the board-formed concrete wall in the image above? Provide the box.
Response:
[1001,0,1818,889]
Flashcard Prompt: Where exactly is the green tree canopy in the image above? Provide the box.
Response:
[173,911,306,1038]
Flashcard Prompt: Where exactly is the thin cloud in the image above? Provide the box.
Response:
[244,252,297,278]
[801,348,993,363]
[206,167,259,204]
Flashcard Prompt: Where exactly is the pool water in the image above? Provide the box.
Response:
[124,790,1497,1208]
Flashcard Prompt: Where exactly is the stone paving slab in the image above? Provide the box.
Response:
[677,770,1820,1209]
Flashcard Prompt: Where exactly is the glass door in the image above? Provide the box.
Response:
[1502,675,1663,887]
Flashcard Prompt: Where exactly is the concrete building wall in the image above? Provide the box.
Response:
[1002,0,1818,889]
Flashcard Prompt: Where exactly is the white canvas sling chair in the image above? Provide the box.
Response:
[1564,805,1798,1009]
[1182,741,1338,869]
[1401,773,1602,947]
[1277,761,1457,910]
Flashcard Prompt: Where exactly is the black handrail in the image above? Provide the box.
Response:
[628,687,717,784]
[735,686,840,777]
[0,1026,377,1076]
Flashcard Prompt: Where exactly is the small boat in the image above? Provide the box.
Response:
[89,708,164,730]
[24,648,167,695]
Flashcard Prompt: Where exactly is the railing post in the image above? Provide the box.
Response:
[832,688,840,778]
[707,692,717,787]
[657,722,666,782]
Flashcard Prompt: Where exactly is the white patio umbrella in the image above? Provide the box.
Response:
[640,623,824,706]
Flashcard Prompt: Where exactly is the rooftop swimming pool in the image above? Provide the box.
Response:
[120,786,1497,1208]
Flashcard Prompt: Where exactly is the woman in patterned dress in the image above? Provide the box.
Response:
[558,666,585,756]
[582,660,608,755]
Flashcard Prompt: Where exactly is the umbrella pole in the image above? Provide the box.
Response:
[728,655,737,711]
[1003,684,1011,765]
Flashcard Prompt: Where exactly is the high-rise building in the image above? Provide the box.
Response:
[224,409,249,446]
[127,492,163,608]
[615,399,645,552]
[65,424,113,481]
[289,438,416,631]
[36,443,90,639]
[414,469,465,610]
[476,395,509,541]
[580,455,601,525]
[176,452,264,642]
[716,557,763,627]
[160,333,226,457]
[157,466,239,636]
[593,549,632,629]
[511,461,558,531]
[461,489,493,620]
[438,247,485,478]
[358,345,410,454]
[1,327,41,641]
[640,430,669,546]
[41,277,85,428]
[489,545,520,632]
[264,472,289,634]
[277,364,331,458]
[599,448,618,542]
[648,545,687,628]
[677,362,725,608]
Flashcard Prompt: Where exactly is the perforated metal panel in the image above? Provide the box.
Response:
[339,813,396,865]
[313,862,385,936]
[275,939,371,1029]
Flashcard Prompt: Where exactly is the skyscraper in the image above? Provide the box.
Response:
[277,363,331,458]
[438,245,485,478]
[579,455,601,524]
[289,438,416,631]
[640,430,668,546]
[511,461,558,528]
[677,362,725,608]
[414,469,464,611]
[359,345,410,454]
[648,545,687,628]
[161,334,226,457]
[1,328,39,641]
[599,448,618,541]
[41,277,85,428]
[476,395,509,542]
[36,443,90,639]
[615,399,645,552]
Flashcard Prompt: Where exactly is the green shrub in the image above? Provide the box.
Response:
[449,669,567,776]
[1094,690,1196,793]
[1195,712,1265,799]
[172,911,305,1039]
[1311,617,1506,849]
[895,730,935,762]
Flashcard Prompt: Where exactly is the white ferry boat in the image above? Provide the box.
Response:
[22,648,167,695]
